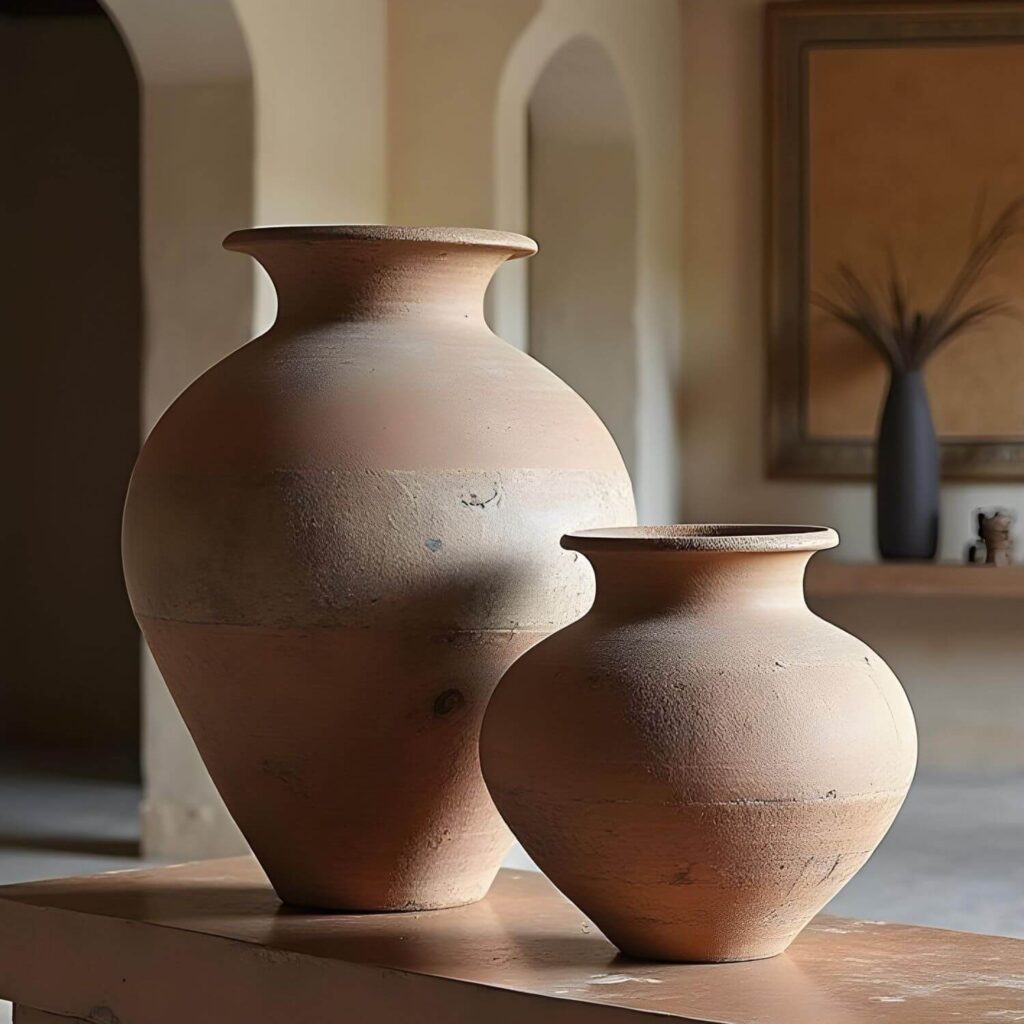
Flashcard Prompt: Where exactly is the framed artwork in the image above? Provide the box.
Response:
[766,1,1024,478]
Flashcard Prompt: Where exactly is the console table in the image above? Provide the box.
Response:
[1,857,1021,1022]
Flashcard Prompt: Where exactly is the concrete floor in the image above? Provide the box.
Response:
[827,771,1024,937]
[0,767,1021,1020]
[0,767,145,883]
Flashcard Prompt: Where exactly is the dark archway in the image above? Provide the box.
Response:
[1,0,141,776]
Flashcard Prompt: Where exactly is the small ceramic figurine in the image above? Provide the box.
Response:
[967,508,1015,566]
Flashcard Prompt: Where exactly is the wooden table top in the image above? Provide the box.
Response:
[0,857,1021,1023]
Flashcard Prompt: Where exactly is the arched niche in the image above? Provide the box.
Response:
[526,36,638,479]
[100,0,255,856]
[490,3,683,524]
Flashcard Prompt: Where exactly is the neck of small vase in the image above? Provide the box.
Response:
[584,550,814,617]
[224,228,534,328]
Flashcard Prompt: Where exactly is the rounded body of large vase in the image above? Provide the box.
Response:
[122,226,636,910]
[481,525,916,962]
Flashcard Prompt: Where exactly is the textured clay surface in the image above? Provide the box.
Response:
[481,525,917,961]
[122,226,636,910]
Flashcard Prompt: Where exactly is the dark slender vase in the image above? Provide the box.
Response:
[876,370,939,560]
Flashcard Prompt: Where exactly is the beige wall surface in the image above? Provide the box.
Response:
[235,0,389,334]
[388,0,540,228]
[810,595,1024,774]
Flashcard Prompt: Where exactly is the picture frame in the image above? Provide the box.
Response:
[766,1,1024,479]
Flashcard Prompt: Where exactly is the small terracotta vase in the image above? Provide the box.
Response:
[122,226,635,911]
[481,525,917,962]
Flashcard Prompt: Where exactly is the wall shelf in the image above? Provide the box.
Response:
[806,561,1024,600]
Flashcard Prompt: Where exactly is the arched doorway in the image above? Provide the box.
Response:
[526,36,638,478]
[489,4,684,525]
[1,0,141,776]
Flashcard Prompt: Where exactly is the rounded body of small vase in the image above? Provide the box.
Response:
[481,525,917,962]
[877,370,939,560]
[122,226,635,911]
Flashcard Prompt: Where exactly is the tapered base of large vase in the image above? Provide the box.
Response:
[142,616,533,911]
[273,874,498,913]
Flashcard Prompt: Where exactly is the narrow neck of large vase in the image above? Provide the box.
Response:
[224,229,532,327]
[585,551,814,617]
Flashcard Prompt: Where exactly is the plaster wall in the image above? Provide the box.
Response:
[234,0,389,334]
[387,0,539,227]
[809,596,1024,774]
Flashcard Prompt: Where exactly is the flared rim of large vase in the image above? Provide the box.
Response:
[223,224,538,259]
[562,524,839,554]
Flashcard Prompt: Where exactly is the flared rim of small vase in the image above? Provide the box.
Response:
[561,524,839,554]
[223,224,537,259]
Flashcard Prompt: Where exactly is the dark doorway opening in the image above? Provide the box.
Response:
[1,0,141,790]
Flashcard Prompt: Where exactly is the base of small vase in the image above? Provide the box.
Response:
[611,938,792,964]
[600,915,797,964]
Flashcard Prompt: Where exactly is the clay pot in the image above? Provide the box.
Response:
[122,226,635,911]
[481,525,916,962]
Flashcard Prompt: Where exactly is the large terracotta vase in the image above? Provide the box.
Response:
[122,225,635,911]
[481,525,917,962]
